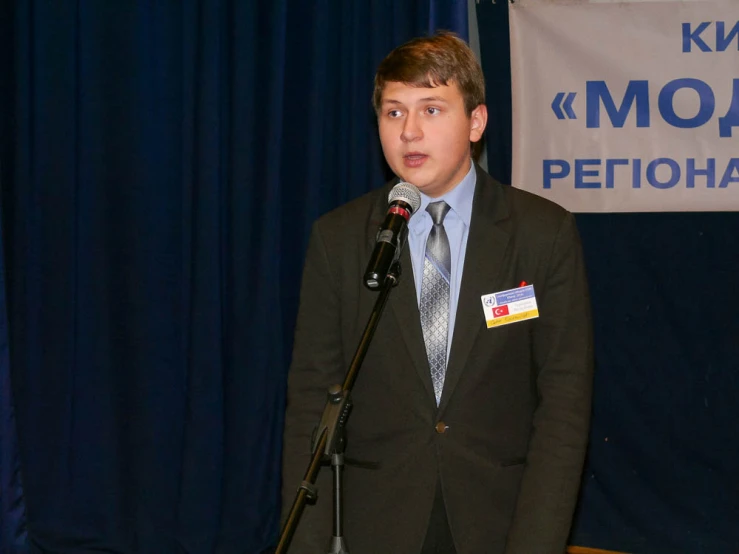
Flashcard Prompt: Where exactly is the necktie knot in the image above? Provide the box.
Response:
[426,201,450,226]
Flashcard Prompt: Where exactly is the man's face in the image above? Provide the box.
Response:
[378,80,487,198]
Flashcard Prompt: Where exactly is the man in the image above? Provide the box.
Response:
[282,32,593,554]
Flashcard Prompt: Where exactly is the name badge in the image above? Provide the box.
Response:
[481,284,539,328]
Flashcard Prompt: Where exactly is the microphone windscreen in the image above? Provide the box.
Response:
[387,182,421,214]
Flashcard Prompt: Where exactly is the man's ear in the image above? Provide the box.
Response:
[469,104,488,143]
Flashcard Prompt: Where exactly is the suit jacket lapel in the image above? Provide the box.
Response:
[439,167,511,413]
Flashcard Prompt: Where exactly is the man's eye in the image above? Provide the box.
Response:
[426,107,440,115]
[388,110,403,118]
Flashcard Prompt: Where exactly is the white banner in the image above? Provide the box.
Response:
[509,0,739,212]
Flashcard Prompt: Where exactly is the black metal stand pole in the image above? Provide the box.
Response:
[276,263,401,554]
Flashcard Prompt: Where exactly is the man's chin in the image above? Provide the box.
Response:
[391,168,447,197]
[393,167,429,189]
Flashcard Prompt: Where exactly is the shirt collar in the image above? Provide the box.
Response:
[409,160,476,231]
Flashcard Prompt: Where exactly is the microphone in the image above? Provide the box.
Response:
[363,182,422,289]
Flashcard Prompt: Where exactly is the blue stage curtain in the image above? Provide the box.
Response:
[0,1,467,552]
[1,184,28,553]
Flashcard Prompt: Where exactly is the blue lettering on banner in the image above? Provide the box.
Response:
[683,22,712,52]
[682,21,739,52]
[719,159,739,188]
[632,159,642,189]
[606,159,629,189]
[542,158,739,189]
[686,159,716,188]
[646,158,681,189]
[587,81,650,128]
[718,79,739,138]
[716,21,739,52]
[570,80,738,138]
[659,79,715,128]
[552,92,577,120]
[543,160,570,189]
[575,159,601,188]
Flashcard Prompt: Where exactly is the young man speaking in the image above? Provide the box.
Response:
[282,32,593,554]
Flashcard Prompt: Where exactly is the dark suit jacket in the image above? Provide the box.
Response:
[282,165,593,554]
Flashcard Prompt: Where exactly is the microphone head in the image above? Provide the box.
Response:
[388,182,421,214]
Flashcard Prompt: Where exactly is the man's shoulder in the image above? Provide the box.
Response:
[314,184,390,233]
[476,167,572,230]
[507,184,571,224]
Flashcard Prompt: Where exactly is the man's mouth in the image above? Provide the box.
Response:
[403,152,428,167]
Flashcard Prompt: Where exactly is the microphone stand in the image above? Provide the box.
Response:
[276,261,402,554]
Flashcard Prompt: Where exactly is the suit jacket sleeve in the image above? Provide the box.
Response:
[505,211,594,554]
[281,220,346,552]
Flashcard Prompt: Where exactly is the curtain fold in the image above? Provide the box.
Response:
[1,179,27,553]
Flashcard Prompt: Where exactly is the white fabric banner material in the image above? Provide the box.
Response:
[509,0,739,212]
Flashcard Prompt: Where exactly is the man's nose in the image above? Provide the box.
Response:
[401,113,422,142]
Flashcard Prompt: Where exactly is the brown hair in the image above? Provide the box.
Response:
[373,31,486,117]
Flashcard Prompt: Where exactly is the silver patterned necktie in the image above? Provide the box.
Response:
[420,201,451,405]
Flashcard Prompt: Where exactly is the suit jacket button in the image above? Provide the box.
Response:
[435,422,448,434]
